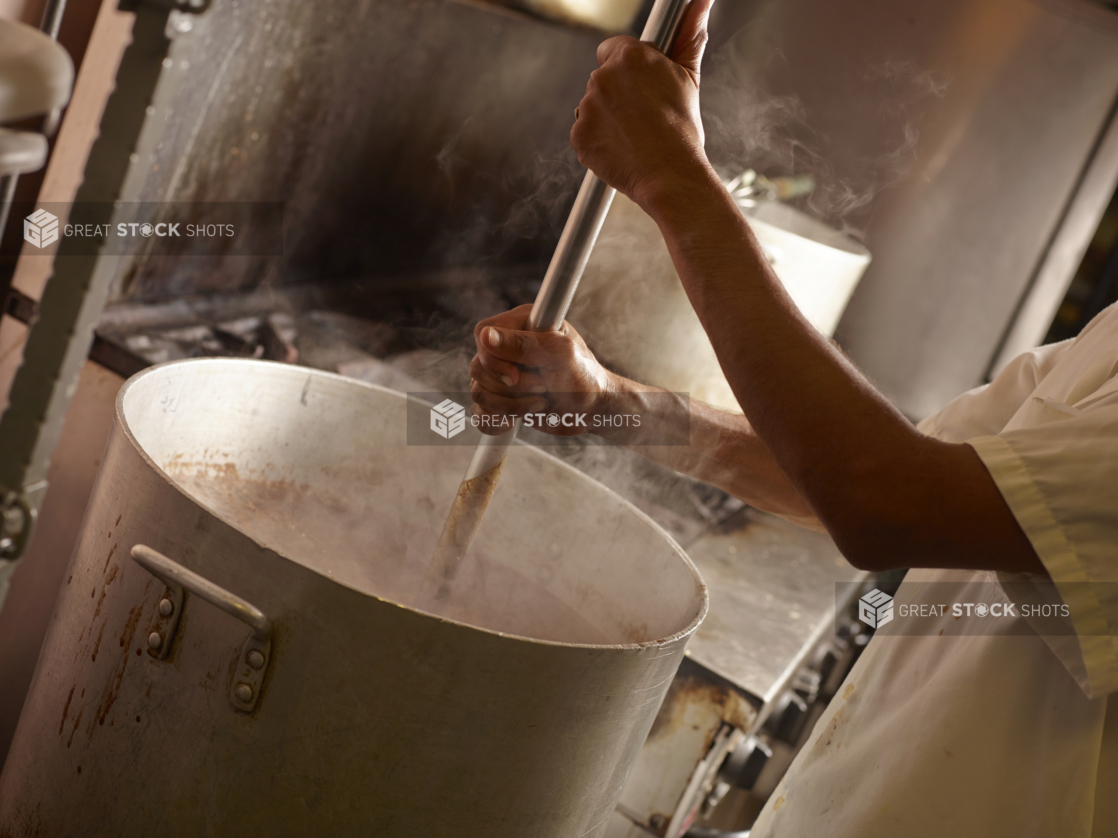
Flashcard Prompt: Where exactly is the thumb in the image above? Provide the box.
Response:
[670,0,715,79]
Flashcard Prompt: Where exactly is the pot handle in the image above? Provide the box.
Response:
[130,544,272,713]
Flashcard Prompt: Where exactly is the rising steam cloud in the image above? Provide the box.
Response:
[701,33,951,233]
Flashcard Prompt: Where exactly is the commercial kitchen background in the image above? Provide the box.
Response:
[3,0,1118,833]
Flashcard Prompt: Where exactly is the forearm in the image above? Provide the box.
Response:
[514,4,1042,574]
[594,377,823,528]
[638,166,1043,573]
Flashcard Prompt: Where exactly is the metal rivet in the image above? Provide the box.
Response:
[158,598,174,617]
[147,632,162,650]
[234,683,253,703]
[246,650,265,670]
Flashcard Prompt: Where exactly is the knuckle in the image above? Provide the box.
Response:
[473,390,497,413]
[617,41,647,65]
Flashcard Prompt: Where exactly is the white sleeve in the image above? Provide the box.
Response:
[917,338,1075,443]
[968,384,1118,699]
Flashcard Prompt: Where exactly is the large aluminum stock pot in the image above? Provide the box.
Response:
[0,359,707,837]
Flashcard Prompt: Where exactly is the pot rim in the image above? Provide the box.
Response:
[116,357,709,651]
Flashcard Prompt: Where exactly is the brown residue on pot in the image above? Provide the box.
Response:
[428,460,505,600]
[58,685,76,737]
[91,604,145,735]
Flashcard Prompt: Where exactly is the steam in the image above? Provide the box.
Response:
[431,33,951,271]
[402,30,954,537]
[499,146,587,245]
[431,123,584,274]
[701,34,951,233]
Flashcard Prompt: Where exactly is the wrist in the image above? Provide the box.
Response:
[632,158,724,228]
[589,374,678,444]
[587,371,633,435]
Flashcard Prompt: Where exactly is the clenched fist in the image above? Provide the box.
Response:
[570,0,717,213]
[469,305,618,436]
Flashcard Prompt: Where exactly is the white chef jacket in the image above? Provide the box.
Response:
[750,303,1118,838]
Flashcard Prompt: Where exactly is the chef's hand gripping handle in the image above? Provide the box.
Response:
[131,544,272,713]
[461,0,695,477]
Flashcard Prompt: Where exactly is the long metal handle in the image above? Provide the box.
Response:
[131,544,271,641]
[529,0,692,333]
[433,0,695,587]
[462,0,694,480]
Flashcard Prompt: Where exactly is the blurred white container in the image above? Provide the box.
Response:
[568,194,871,412]
[516,0,645,30]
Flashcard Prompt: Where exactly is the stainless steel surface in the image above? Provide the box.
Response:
[609,660,757,838]
[990,96,1118,375]
[641,0,691,53]
[801,0,1118,417]
[107,0,607,300]
[699,0,1118,418]
[529,172,618,333]
[0,173,17,249]
[681,511,866,708]
[0,358,706,837]
[38,0,67,41]
[58,0,1118,424]
[608,512,866,838]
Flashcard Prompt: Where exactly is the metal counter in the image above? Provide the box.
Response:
[683,509,867,710]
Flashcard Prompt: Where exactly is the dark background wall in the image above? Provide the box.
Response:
[119,0,609,299]
[97,0,1118,417]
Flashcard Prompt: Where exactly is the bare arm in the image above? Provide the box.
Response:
[472,0,1044,575]
[627,395,824,530]
[469,308,820,528]
[638,172,1042,574]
